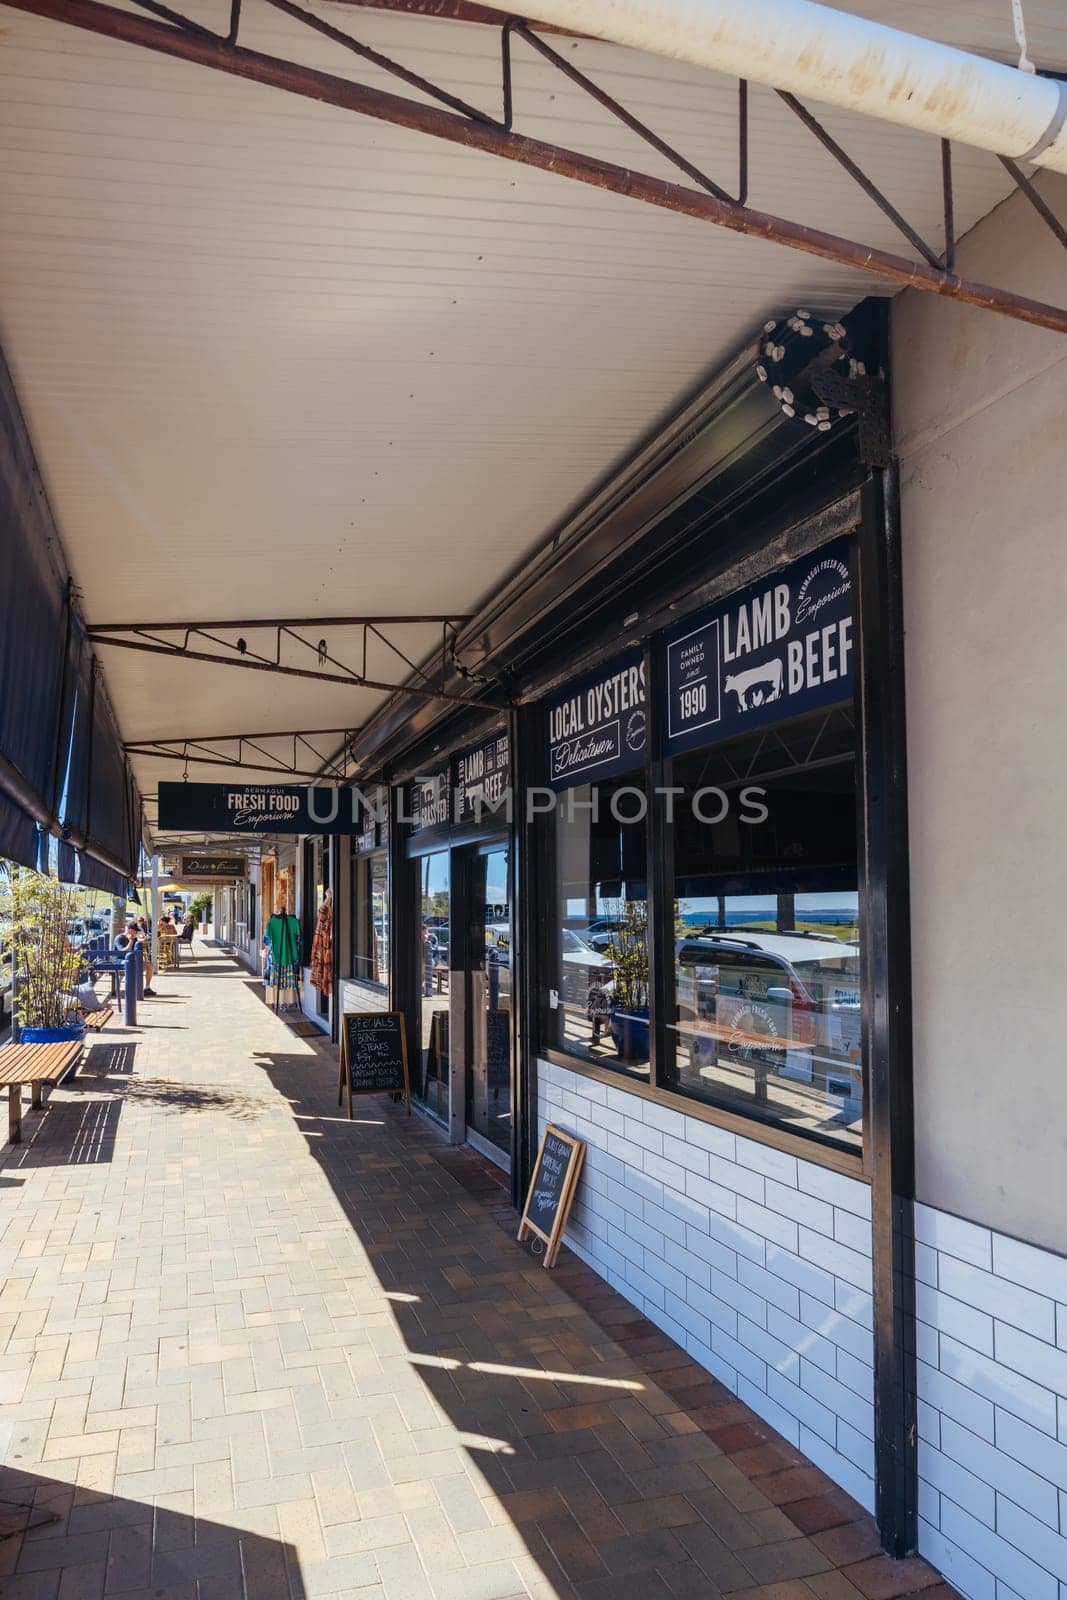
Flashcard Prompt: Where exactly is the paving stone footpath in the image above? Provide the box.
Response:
[0,943,958,1600]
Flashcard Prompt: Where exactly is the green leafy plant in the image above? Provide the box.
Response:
[190,893,212,925]
[3,865,83,1030]
[604,899,650,1011]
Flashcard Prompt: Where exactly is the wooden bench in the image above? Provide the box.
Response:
[0,1040,84,1143]
[80,1006,114,1033]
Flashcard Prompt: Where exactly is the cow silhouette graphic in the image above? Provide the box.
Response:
[724,657,784,710]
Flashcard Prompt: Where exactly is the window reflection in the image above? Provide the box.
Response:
[668,709,862,1151]
[418,851,450,1121]
[552,779,650,1079]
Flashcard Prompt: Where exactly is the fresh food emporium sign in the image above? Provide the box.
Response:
[665,537,854,754]
[158,782,366,835]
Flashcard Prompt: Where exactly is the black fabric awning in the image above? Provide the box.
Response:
[77,852,130,899]
[0,790,40,871]
[57,839,78,885]
[0,368,67,824]
[0,347,141,877]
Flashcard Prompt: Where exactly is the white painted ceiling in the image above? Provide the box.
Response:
[0,0,1062,840]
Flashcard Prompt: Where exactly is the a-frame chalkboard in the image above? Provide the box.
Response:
[517,1124,585,1268]
[338,1011,411,1117]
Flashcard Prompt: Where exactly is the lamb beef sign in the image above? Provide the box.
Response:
[664,536,854,755]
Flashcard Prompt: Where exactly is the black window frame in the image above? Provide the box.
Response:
[537,530,870,1174]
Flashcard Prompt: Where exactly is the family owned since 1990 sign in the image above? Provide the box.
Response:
[157,782,367,835]
[665,537,854,755]
[546,649,647,790]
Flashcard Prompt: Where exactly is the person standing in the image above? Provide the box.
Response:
[135,916,157,996]
[262,898,301,1012]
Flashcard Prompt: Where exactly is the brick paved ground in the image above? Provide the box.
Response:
[0,943,958,1600]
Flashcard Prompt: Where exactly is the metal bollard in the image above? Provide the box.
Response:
[134,938,144,1002]
[124,950,138,1026]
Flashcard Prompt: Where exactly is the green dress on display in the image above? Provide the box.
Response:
[263,912,301,992]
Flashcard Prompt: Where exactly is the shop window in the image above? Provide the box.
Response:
[667,706,861,1152]
[349,850,389,989]
[301,840,316,958]
[418,850,450,1121]
[549,778,650,1080]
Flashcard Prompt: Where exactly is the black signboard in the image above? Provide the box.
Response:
[159,782,365,835]
[546,650,647,791]
[179,854,246,881]
[354,787,386,857]
[408,771,450,834]
[338,1011,411,1115]
[486,1009,510,1090]
[517,1124,586,1268]
[454,733,511,824]
[664,537,854,755]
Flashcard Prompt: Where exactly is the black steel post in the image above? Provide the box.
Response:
[858,456,917,1557]
[388,784,419,1094]
[645,642,675,1091]
[507,704,540,1208]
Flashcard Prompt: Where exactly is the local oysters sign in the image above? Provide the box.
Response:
[157,782,366,835]
[546,649,647,791]
[664,537,854,755]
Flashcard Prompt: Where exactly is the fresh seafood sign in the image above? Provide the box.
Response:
[665,536,854,755]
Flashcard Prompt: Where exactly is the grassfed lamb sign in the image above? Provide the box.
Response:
[664,537,854,755]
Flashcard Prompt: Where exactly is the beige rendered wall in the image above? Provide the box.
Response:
[892,176,1067,1252]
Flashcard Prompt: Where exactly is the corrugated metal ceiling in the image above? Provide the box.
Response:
[0,0,1061,833]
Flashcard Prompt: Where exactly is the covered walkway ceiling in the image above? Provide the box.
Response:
[1,0,1065,847]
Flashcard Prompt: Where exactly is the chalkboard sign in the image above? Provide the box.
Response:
[517,1124,586,1268]
[337,1011,411,1117]
[486,1009,510,1090]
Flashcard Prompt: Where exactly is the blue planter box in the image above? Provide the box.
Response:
[20,1023,85,1044]
[610,1006,650,1062]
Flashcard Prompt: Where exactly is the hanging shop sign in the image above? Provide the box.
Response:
[408,770,450,834]
[178,854,247,882]
[517,1124,586,1269]
[158,781,366,835]
[454,732,511,824]
[664,536,854,756]
[546,649,647,790]
[354,787,386,856]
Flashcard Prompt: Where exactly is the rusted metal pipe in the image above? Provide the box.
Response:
[6,0,1067,333]
[474,0,1067,175]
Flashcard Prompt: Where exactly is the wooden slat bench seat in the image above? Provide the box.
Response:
[80,1006,114,1033]
[0,1041,83,1143]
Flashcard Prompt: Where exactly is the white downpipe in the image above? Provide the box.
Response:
[494,0,1067,175]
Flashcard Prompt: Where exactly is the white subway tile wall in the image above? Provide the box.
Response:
[914,1199,1067,1600]
[537,1059,875,1513]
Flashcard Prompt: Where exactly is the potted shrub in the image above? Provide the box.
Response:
[191,893,212,934]
[606,900,651,1062]
[4,865,85,1045]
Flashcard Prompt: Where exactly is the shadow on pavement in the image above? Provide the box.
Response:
[0,1462,296,1595]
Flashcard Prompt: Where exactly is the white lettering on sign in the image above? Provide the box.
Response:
[786,617,853,695]
[548,661,645,745]
[722,584,791,664]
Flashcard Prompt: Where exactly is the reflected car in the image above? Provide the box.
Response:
[677,930,861,1106]
[559,927,614,1009]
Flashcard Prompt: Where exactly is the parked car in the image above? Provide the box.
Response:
[677,930,861,1108]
